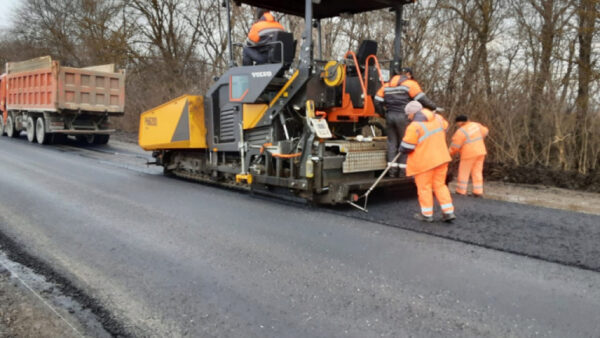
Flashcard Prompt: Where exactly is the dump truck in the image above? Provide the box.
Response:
[0,56,125,144]
[139,0,417,204]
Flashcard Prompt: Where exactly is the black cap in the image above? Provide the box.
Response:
[257,8,267,19]
[455,115,468,122]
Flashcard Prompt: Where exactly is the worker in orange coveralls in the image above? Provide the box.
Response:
[242,9,285,66]
[400,101,455,223]
[449,115,489,197]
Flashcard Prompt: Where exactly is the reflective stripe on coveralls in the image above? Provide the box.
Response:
[416,121,444,143]
[456,179,469,194]
[460,128,483,144]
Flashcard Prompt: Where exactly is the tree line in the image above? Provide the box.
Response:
[0,0,598,175]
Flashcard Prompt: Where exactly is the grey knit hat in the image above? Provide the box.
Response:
[405,101,423,115]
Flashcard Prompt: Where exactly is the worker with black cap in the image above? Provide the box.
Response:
[449,115,489,197]
[375,67,438,177]
[243,9,285,66]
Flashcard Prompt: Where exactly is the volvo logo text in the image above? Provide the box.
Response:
[251,71,272,78]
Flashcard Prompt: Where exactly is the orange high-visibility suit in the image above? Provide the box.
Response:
[449,121,489,195]
[401,109,454,217]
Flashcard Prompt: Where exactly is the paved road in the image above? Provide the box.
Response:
[1,136,599,337]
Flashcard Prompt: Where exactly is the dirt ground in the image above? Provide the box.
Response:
[485,163,600,193]
[449,181,600,216]
[0,267,80,338]
[0,234,119,338]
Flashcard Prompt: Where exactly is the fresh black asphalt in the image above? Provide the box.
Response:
[326,190,600,272]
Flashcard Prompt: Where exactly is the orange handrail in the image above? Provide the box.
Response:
[342,51,367,99]
[364,54,385,94]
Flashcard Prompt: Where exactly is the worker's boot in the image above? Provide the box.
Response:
[442,212,456,223]
[413,213,434,223]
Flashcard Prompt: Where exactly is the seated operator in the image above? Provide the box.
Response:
[243,9,285,66]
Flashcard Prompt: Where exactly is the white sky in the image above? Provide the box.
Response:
[0,0,21,29]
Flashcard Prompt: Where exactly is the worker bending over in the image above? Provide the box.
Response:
[449,115,489,197]
[374,67,437,177]
[400,101,455,223]
[243,9,284,66]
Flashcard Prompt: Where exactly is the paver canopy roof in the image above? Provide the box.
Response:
[234,0,415,19]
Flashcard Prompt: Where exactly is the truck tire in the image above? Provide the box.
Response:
[0,117,5,136]
[26,116,36,142]
[93,134,110,145]
[6,115,18,138]
[76,134,95,145]
[36,117,52,145]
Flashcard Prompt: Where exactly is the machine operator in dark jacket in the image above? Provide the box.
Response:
[375,67,437,177]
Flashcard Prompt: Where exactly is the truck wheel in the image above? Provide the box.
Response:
[36,117,52,145]
[0,117,5,136]
[26,116,37,142]
[76,134,95,145]
[6,115,18,138]
[93,134,110,145]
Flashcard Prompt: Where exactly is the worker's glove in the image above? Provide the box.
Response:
[435,107,445,113]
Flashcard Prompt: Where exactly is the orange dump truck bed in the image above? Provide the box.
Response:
[0,74,6,123]
[5,56,125,115]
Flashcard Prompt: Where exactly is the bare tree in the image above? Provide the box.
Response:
[128,0,203,80]
[442,0,503,99]
[574,0,598,173]
[512,0,574,162]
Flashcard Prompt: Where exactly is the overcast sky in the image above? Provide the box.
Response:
[0,0,21,29]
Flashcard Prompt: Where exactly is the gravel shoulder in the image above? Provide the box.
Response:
[470,181,600,216]
[0,249,112,338]
[0,266,80,338]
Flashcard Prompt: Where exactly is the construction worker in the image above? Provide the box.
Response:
[375,67,438,177]
[242,9,285,66]
[449,115,489,197]
[400,101,455,223]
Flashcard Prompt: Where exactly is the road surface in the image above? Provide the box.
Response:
[0,136,599,337]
